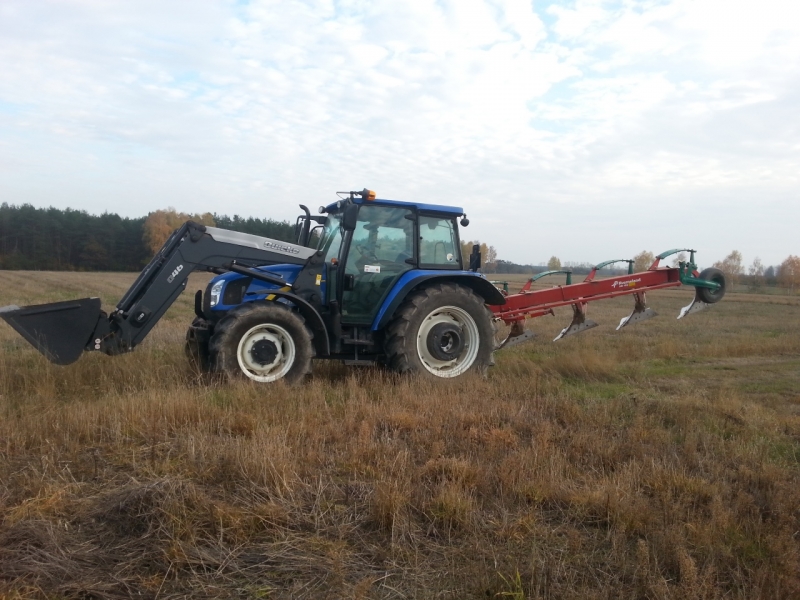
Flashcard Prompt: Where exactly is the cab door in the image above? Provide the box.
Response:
[341,205,415,325]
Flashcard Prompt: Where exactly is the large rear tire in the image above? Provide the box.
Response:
[384,283,496,379]
[695,267,726,304]
[209,303,313,384]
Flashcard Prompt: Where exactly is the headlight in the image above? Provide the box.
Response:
[209,280,224,307]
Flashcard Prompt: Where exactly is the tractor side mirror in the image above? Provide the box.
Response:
[343,274,355,291]
[342,204,358,231]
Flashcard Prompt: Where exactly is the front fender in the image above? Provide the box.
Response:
[254,291,330,357]
[371,271,505,331]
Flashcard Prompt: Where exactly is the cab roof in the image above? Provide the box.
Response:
[323,197,464,216]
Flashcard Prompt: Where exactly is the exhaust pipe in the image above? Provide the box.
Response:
[0,298,103,365]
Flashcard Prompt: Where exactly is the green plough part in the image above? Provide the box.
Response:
[656,249,721,291]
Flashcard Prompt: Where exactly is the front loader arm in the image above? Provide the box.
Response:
[0,221,316,364]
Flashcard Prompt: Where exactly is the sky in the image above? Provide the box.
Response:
[0,0,798,267]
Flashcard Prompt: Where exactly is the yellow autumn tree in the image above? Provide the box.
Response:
[633,250,654,273]
[713,250,744,285]
[460,240,497,272]
[142,208,216,255]
[778,255,800,292]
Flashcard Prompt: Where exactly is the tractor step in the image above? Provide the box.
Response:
[0,298,103,365]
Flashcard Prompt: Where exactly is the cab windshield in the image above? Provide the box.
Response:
[317,212,343,261]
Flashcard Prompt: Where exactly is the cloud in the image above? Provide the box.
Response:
[0,0,798,266]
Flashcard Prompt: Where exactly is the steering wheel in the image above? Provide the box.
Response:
[354,245,398,269]
[355,244,379,263]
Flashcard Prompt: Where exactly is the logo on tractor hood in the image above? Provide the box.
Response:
[611,278,641,289]
[264,241,301,254]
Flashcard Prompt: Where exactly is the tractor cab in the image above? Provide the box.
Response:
[190,190,498,379]
[202,189,487,356]
[317,190,468,325]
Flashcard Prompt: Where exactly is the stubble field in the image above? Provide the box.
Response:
[1,271,799,599]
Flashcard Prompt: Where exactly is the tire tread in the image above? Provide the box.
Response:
[209,302,314,384]
[384,283,496,378]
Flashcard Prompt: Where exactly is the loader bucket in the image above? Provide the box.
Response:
[0,298,102,365]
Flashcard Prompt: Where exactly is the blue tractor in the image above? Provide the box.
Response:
[1,189,505,383]
[188,189,505,382]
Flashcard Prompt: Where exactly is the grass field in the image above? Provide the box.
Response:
[1,271,799,599]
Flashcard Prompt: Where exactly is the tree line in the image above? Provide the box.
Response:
[4,203,797,292]
[707,250,800,292]
[0,204,296,271]
[625,249,799,292]
[521,250,799,291]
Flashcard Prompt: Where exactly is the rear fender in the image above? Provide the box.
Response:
[372,271,506,331]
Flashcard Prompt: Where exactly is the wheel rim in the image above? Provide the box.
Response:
[236,323,296,382]
[709,275,724,296]
[416,305,479,378]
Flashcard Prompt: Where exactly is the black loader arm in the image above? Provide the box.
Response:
[0,221,316,365]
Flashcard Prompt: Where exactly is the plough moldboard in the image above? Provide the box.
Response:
[491,249,726,349]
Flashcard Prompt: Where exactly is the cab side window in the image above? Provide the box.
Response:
[419,216,459,267]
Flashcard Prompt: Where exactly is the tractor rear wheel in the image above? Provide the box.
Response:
[384,283,496,379]
[209,303,313,384]
[695,267,726,304]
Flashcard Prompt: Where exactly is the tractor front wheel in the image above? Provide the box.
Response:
[385,283,496,379]
[209,303,313,384]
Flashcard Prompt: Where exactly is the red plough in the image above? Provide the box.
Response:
[491,249,726,348]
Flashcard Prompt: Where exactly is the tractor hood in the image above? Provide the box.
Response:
[206,264,302,313]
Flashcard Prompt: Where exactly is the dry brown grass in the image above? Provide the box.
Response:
[1,271,799,599]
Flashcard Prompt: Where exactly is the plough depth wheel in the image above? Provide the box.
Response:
[695,267,726,304]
